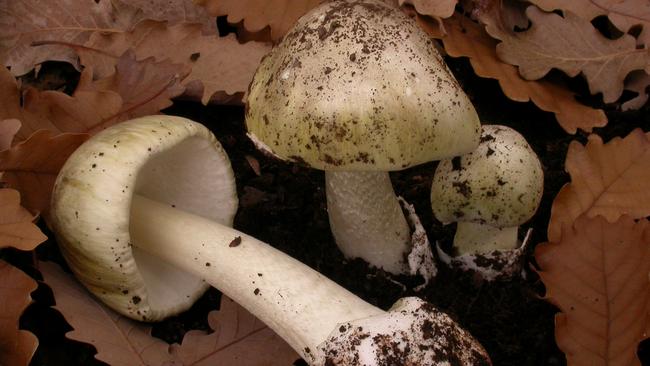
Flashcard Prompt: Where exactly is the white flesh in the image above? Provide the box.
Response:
[326,171,410,274]
[453,221,519,255]
[130,195,383,363]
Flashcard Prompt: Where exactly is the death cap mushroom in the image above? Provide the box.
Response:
[246,0,481,171]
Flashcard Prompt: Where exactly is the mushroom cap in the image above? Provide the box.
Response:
[50,115,238,321]
[317,297,490,365]
[431,125,543,228]
[246,0,480,171]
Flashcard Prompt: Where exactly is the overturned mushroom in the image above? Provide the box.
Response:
[246,0,480,277]
[50,116,490,365]
[430,125,543,279]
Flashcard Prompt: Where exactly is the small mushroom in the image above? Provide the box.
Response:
[430,125,543,279]
[50,116,490,365]
[245,0,481,277]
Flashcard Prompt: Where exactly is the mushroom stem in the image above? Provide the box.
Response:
[326,171,411,274]
[130,194,383,362]
[453,221,519,255]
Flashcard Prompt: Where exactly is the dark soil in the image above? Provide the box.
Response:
[4,47,650,366]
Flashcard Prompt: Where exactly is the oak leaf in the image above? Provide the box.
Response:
[71,21,271,104]
[415,13,607,133]
[0,119,21,150]
[0,67,122,140]
[398,0,457,19]
[547,129,650,243]
[0,260,38,366]
[41,261,299,365]
[0,0,215,75]
[195,0,323,42]
[0,0,144,76]
[170,297,299,365]
[528,0,650,48]
[40,261,175,366]
[2,53,187,140]
[622,71,650,111]
[535,215,650,366]
[0,188,47,250]
[86,50,189,121]
[126,0,216,33]
[0,131,89,218]
[488,6,649,103]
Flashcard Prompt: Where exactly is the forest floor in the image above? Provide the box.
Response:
[5,53,650,366]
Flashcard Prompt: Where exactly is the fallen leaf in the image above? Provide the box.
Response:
[195,0,323,42]
[415,13,607,133]
[40,261,175,366]
[127,0,216,33]
[0,260,38,366]
[2,54,186,139]
[528,0,650,48]
[535,215,650,366]
[0,131,89,218]
[0,0,216,75]
[41,261,299,365]
[0,68,50,139]
[170,297,299,365]
[87,50,189,121]
[0,188,47,250]
[0,0,144,76]
[622,70,650,111]
[487,6,649,103]
[0,67,122,140]
[547,129,650,243]
[398,0,457,19]
[73,21,271,104]
[0,119,21,150]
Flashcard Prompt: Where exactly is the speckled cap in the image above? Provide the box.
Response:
[246,0,480,171]
[317,297,491,365]
[50,115,238,321]
[431,125,543,227]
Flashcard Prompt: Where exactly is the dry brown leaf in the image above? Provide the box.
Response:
[41,261,298,365]
[547,129,650,243]
[40,261,175,366]
[486,6,649,103]
[0,188,47,250]
[2,54,186,139]
[0,0,144,76]
[0,131,89,218]
[86,50,189,121]
[0,67,122,140]
[195,0,323,42]
[0,0,215,75]
[170,297,299,365]
[535,215,650,366]
[0,119,21,150]
[79,21,272,104]
[0,260,38,366]
[529,0,650,48]
[0,68,51,139]
[398,0,457,19]
[415,13,607,133]
[127,0,216,33]
[622,70,650,111]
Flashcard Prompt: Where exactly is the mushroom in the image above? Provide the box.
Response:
[245,0,481,276]
[50,116,491,365]
[430,125,543,279]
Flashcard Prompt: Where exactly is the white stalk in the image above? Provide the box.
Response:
[326,171,411,274]
[130,195,383,363]
[453,221,519,255]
